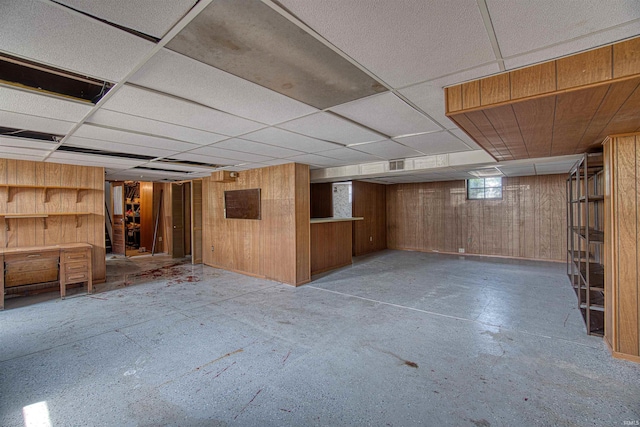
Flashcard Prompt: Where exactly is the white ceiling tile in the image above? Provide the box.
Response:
[398,84,457,129]
[284,153,348,167]
[130,49,318,125]
[73,124,197,152]
[534,163,575,174]
[450,129,482,150]
[330,92,440,137]
[0,152,47,162]
[242,128,340,153]
[0,135,56,150]
[259,158,296,167]
[504,20,640,70]
[102,85,264,136]
[54,0,196,39]
[65,136,176,158]
[0,87,92,122]
[487,0,640,58]
[87,109,227,145]
[0,110,75,135]
[47,151,145,168]
[317,147,383,164]
[497,165,536,177]
[395,131,471,155]
[277,0,495,87]
[0,1,153,81]
[352,140,423,160]
[213,138,304,158]
[425,63,502,88]
[278,112,385,145]
[185,146,274,163]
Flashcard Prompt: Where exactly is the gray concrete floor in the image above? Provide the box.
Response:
[1,250,638,426]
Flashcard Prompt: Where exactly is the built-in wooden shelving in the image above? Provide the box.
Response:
[0,184,95,203]
[567,152,605,336]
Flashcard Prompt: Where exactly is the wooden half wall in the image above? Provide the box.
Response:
[202,163,310,286]
[0,159,106,282]
[352,181,386,256]
[386,175,566,261]
[603,133,640,362]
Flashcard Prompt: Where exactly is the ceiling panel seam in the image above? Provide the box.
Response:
[43,0,216,161]
[477,0,505,72]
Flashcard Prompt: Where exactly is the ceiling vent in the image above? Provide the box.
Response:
[57,145,156,161]
[389,160,405,171]
[0,126,63,142]
[0,53,112,103]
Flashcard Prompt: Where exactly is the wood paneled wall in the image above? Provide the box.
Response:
[139,182,154,251]
[604,134,640,362]
[310,182,332,218]
[352,181,387,256]
[0,159,105,282]
[386,175,566,261]
[311,221,353,274]
[203,163,310,286]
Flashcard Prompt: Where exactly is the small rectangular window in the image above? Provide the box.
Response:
[467,177,502,200]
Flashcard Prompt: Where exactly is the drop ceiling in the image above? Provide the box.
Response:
[0,0,638,182]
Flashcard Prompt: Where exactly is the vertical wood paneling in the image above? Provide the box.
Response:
[0,160,105,282]
[613,37,640,78]
[462,80,481,109]
[191,179,203,264]
[603,138,615,346]
[510,61,557,99]
[352,181,386,256]
[310,182,332,218]
[203,163,308,285]
[295,163,310,285]
[614,136,639,355]
[556,46,612,90]
[481,73,510,105]
[446,85,463,113]
[310,221,352,275]
[139,182,154,251]
[387,175,566,261]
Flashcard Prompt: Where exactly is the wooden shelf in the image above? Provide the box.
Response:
[567,152,605,337]
[0,212,93,230]
[0,184,95,203]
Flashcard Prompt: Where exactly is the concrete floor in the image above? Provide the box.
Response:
[1,250,638,426]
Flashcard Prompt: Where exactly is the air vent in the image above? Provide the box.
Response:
[57,145,156,161]
[0,53,112,103]
[158,159,224,169]
[0,126,63,142]
[135,166,198,174]
[389,160,405,171]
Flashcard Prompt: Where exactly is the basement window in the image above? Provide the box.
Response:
[467,177,502,200]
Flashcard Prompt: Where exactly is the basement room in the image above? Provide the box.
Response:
[0,1,639,426]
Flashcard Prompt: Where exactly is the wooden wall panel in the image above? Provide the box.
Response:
[139,182,154,251]
[352,181,386,257]
[386,175,567,261]
[613,37,640,78]
[481,73,510,106]
[510,61,557,100]
[191,179,203,264]
[203,163,309,286]
[295,164,310,285]
[613,136,639,356]
[310,182,332,218]
[446,85,463,112]
[310,221,352,275]
[462,80,481,109]
[556,46,612,90]
[0,160,105,282]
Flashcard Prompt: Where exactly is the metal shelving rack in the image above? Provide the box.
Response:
[567,152,605,336]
